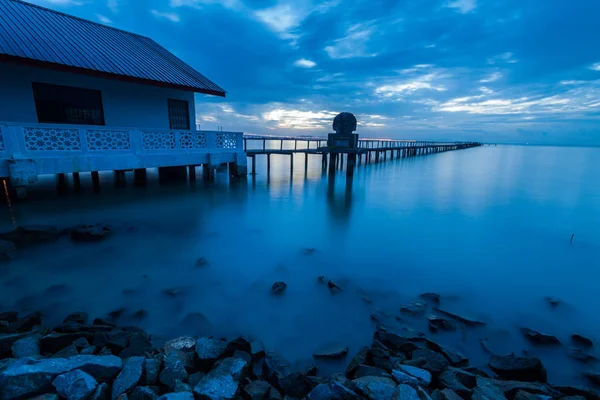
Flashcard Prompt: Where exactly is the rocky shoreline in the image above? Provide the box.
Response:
[1,309,599,400]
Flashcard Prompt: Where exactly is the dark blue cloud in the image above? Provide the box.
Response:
[24,0,600,144]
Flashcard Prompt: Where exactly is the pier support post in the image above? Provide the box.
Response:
[158,166,186,184]
[114,170,126,188]
[329,153,337,176]
[322,153,328,171]
[290,154,294,173]
[188,166,196,183]
[91,171,100,192]
[56,173,67,195]
[267,154,271,174]
[346,154,356,177]
[304,153,308,175]
[251,155,256,175]
[375,151,380,163]
[202,164,214,181]
[339,154,344,170]
[134,169,147,187]
[72,173,82,192]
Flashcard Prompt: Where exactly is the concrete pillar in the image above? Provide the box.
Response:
[329,153,337,176]
[134,169,147,187]
[158,166,186,184]
[267,154,271,174]
[304,153,308,174]
[91,171,100,192]
[290,154,294,173]
[322,153,328,170]
[73,173,82,192]
[231,153,248,177]
[114,170,126,187]
[202,164,213,181]
[346,154,356,177]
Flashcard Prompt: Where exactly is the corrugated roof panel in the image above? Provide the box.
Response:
[0,0,226,96]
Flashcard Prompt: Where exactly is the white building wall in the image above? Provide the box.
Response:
[0,62,196,130]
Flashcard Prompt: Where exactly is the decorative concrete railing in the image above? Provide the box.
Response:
[0,123,246,185]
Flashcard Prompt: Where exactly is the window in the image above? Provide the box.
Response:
[168,99,190,130]
[32,82,105,125]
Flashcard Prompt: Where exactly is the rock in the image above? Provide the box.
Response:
[373,330,424,356]
[572,334,594,348]
[195,337,227,368]
[327,280,343,293]
[70,224,113,242]
[391,370,419,385]
[225,336,252,356]
[432,389,462,400]
[0,226,59,248]
[130,386,159,400]
[583,371,600,385]
[419,293,441,306]
[345,347,368,378]
[80,346,96,355]
[352,376,397,400]
[193,357,248,400]
[112,356,144,400]
[27,394,59,400]
[471,377,505,400]
[90,383,110,400]
[393,384,420,400]
[280,372,312,398]
[514,391,552,400]
[393,365,431,386]
[244,380,272,400]
[11,312,42,333]
[307,381,361,400]
[425,340,468,367]
[142,358,161,385]
[161,287,188,298]
[119,333,152,358]
[313,345,348,360]
[105,330,129,354]
[554,385,600,398]
[303,248,316,255]
[477,377,560,399]
[63,312,89,325]
[400,301,427,317]
[174,380,192,392]
[195,257,208,267]
[53,369,98,400]
[233,350,251,366]
[73,337,91,349]
[164,336,195,354]
[520,328,560,346]
[93,319,117,327]
[157,394,193,400]
[353,365,391,379]
[416,387,433,400]
[271,282,287,295]
[251,341,266,360]
[433,308,485,326]
[1,332,38,358]
[438,367,476,397]
[41,332,92,354]
[159,352,188,389]
[54,321,83,334]
[12,334,41,358]
[427,316,457,332]
[567,347,597,363]
[407,349,449,375]
[53,344,79,358]
[489,354,547,382]
[131,310,147,320]
[544,296,560,308]
[0,312,18,323]
[0,239,17,260]
[108,309,126,320]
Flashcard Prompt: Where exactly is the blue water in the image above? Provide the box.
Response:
[1,145,599,386]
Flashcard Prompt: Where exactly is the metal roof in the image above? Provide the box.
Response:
[0,0,226,96]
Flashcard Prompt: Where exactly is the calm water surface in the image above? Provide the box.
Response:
[1,145,599,385]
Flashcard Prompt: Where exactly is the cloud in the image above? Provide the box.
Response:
[262,108,339,130]
[447,0,477,14]
[487,52,518,65]
[294,59,316,68]
[150,9,180,22]
[170,0,244,11]
[24,0,82,4]
[480,72,502,83]
[254,3,303,38]
[96,14,112,24]
[375,67,449,99]
[107,0,119,13]
[324,22,378,59]
[590,63,600,71]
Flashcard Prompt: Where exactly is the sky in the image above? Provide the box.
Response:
[24,0,600,145]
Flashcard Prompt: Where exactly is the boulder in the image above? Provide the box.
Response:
[480,378,560,398]
[1,332,38,358]
[471,377,505,400]
[244,380,272,400]
[489,354,546,382]
[427,316,457,333]
[0,226,59,248]
[514,391,552,400]
[157,394,193,400]
[41,332,92,354]
[327,280,343,293]
[130,386,159,400]
[195,257,208,267]
[12,334,41,358]
[174,380,192,392]
[195,337,227,368]
[353,365,391,379]
[419,293,441,306]
[393,365,431,386]
[345,347,368,378]
[263,352,291,390]
[407,349,449,374]
[105,330,129,354]
[391,370,419,385]
[193,357,248,400]
[164,336,195,354]
[52,344,79,359]
[567,348,597,363]
[392,384,420,400]
[373,331,423,356]
[73,338,91,350]
[271,282,287,295]
[188,372,205,387]
[63,313,89,325]
[142,358,161,385]
[70,225,113,242]
[544,297,560,308]
[352,376,397,400]
[225,336,252,356]
[425,340,468,367]
[438,367,476,397]
[251,341,266,360]
[583,372,600,385]
[416,387,433,400]
[11,312,42,333]
[432,389,462,400]
[313,345,348,360]
[53,369,98,400]
[307,381,361,400]
[433,308,485,327]
[554,385,600,398]
[0,239,17,260]
[89,382,110,400]
[112,356,144,400]
[572,334,594,348]
[159,352,188,389]
[0,312,18,323]
[520,328,560,346]
[400,301,427,317]
[119,333,152,358]
[26,394,59,400]
[280,372,312,398]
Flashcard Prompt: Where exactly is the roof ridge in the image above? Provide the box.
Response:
[7,0,150,40]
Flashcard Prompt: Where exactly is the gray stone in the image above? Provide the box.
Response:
[425,341,468,367]
[433,308,485,326]
[12,334,41,358]
[571,334,593,348]
[313,345,348,360]
[0,358,71,399]
[164,336,195,354]
[393,384,420,400]
[416,387,433,400]
[408,349,449,374]
[353,365,391,379]
[157,394,193,400]
[520,328,561,346]
[438,367,476,397]
[489,354,546,382]
[394,365,431,386]
[244,380,271,400]
[142,358,161,385]
[52,344,79,359]
[433,389,463,400]
[112,356,144,400]
[195,337,227,366]
[130,386,159,400]
[193,357,248,400]
[174,380,192,392]
[400,301,427,317]
[89,382,110,400]
[159,352,188,389]
[352,376,397,400]
[307,381,362,400]
[52,369,98,400]
[391,370,419,385]
[471,378,506,400]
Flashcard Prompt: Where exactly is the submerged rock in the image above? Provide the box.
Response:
[419,293,441,306]
[567,348,598,363]
[433,308,485,327]
[270,282,287,295]
[327,280,343,293]
[425,340,468,367]
[400,301,427,317]
[52,369,98,400]
[489,354,547,382]
[428,316,457,332]
[313,345,348,360]
[572,334,594,348]
[193,357,248,400]
[195,257,208,267]
[407,349,449,375]
[544,296,560,308]
[70,225,113,242]
[0,225,59,248]
[520,328,561,346]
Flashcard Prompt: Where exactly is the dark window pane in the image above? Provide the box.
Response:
[168,99,190,130]
[32,82,105,126]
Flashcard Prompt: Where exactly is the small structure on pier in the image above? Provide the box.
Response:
[328,112,359,150]
[0,0,246,198]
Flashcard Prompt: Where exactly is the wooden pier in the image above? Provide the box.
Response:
[243,135,481,176]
